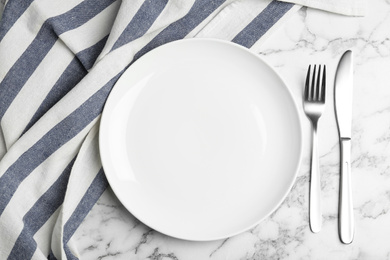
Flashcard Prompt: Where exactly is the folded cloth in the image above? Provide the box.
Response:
[0,0,360,259]
[280,0,366,16]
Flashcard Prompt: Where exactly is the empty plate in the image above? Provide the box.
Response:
[99,38,302,241]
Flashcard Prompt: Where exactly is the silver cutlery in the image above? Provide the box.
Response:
[303,64,327,233]
[334,50,354,244]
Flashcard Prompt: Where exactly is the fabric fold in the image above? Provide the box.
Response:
[278,0,365,16]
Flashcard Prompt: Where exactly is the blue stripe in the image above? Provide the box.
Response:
[0,0,116,121]
[51,0,117,36]
[77,35,108,70]
[0,72,122,216]
[23,58,87,134]
[24,34,110,134]
[0,0,35,42]
[0,22,57,120]
[7,158,76,260]
[133,0,226,62]
[63,168,108,260]
[232,1,294,48]
[111,0,168,51]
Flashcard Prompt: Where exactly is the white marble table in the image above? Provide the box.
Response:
[74,0,390,259]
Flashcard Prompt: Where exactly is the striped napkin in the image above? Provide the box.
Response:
[0,0,362,259]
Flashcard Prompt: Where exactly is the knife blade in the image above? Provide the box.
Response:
[334,50,354,244]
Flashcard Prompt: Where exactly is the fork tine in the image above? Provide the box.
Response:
[316,65,321,101]
[321,65,326,101]
[311,65,317,101]
[305,65,311,100]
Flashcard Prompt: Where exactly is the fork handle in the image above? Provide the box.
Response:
[309,125,321,233]
[339,138,354,244]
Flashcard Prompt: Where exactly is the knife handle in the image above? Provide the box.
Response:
[339,138,354,244]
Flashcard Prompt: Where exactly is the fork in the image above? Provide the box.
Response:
[303,64,326,233]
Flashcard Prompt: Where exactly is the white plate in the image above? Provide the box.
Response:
[99,39,302,241]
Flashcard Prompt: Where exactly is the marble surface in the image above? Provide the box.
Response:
[74,0,390,259]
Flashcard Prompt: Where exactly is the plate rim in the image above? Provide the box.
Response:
[99,38,303,241]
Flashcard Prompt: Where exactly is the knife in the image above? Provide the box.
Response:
[334,50,354,244]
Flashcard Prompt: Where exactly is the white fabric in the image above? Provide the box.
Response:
[280,0,365,16]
